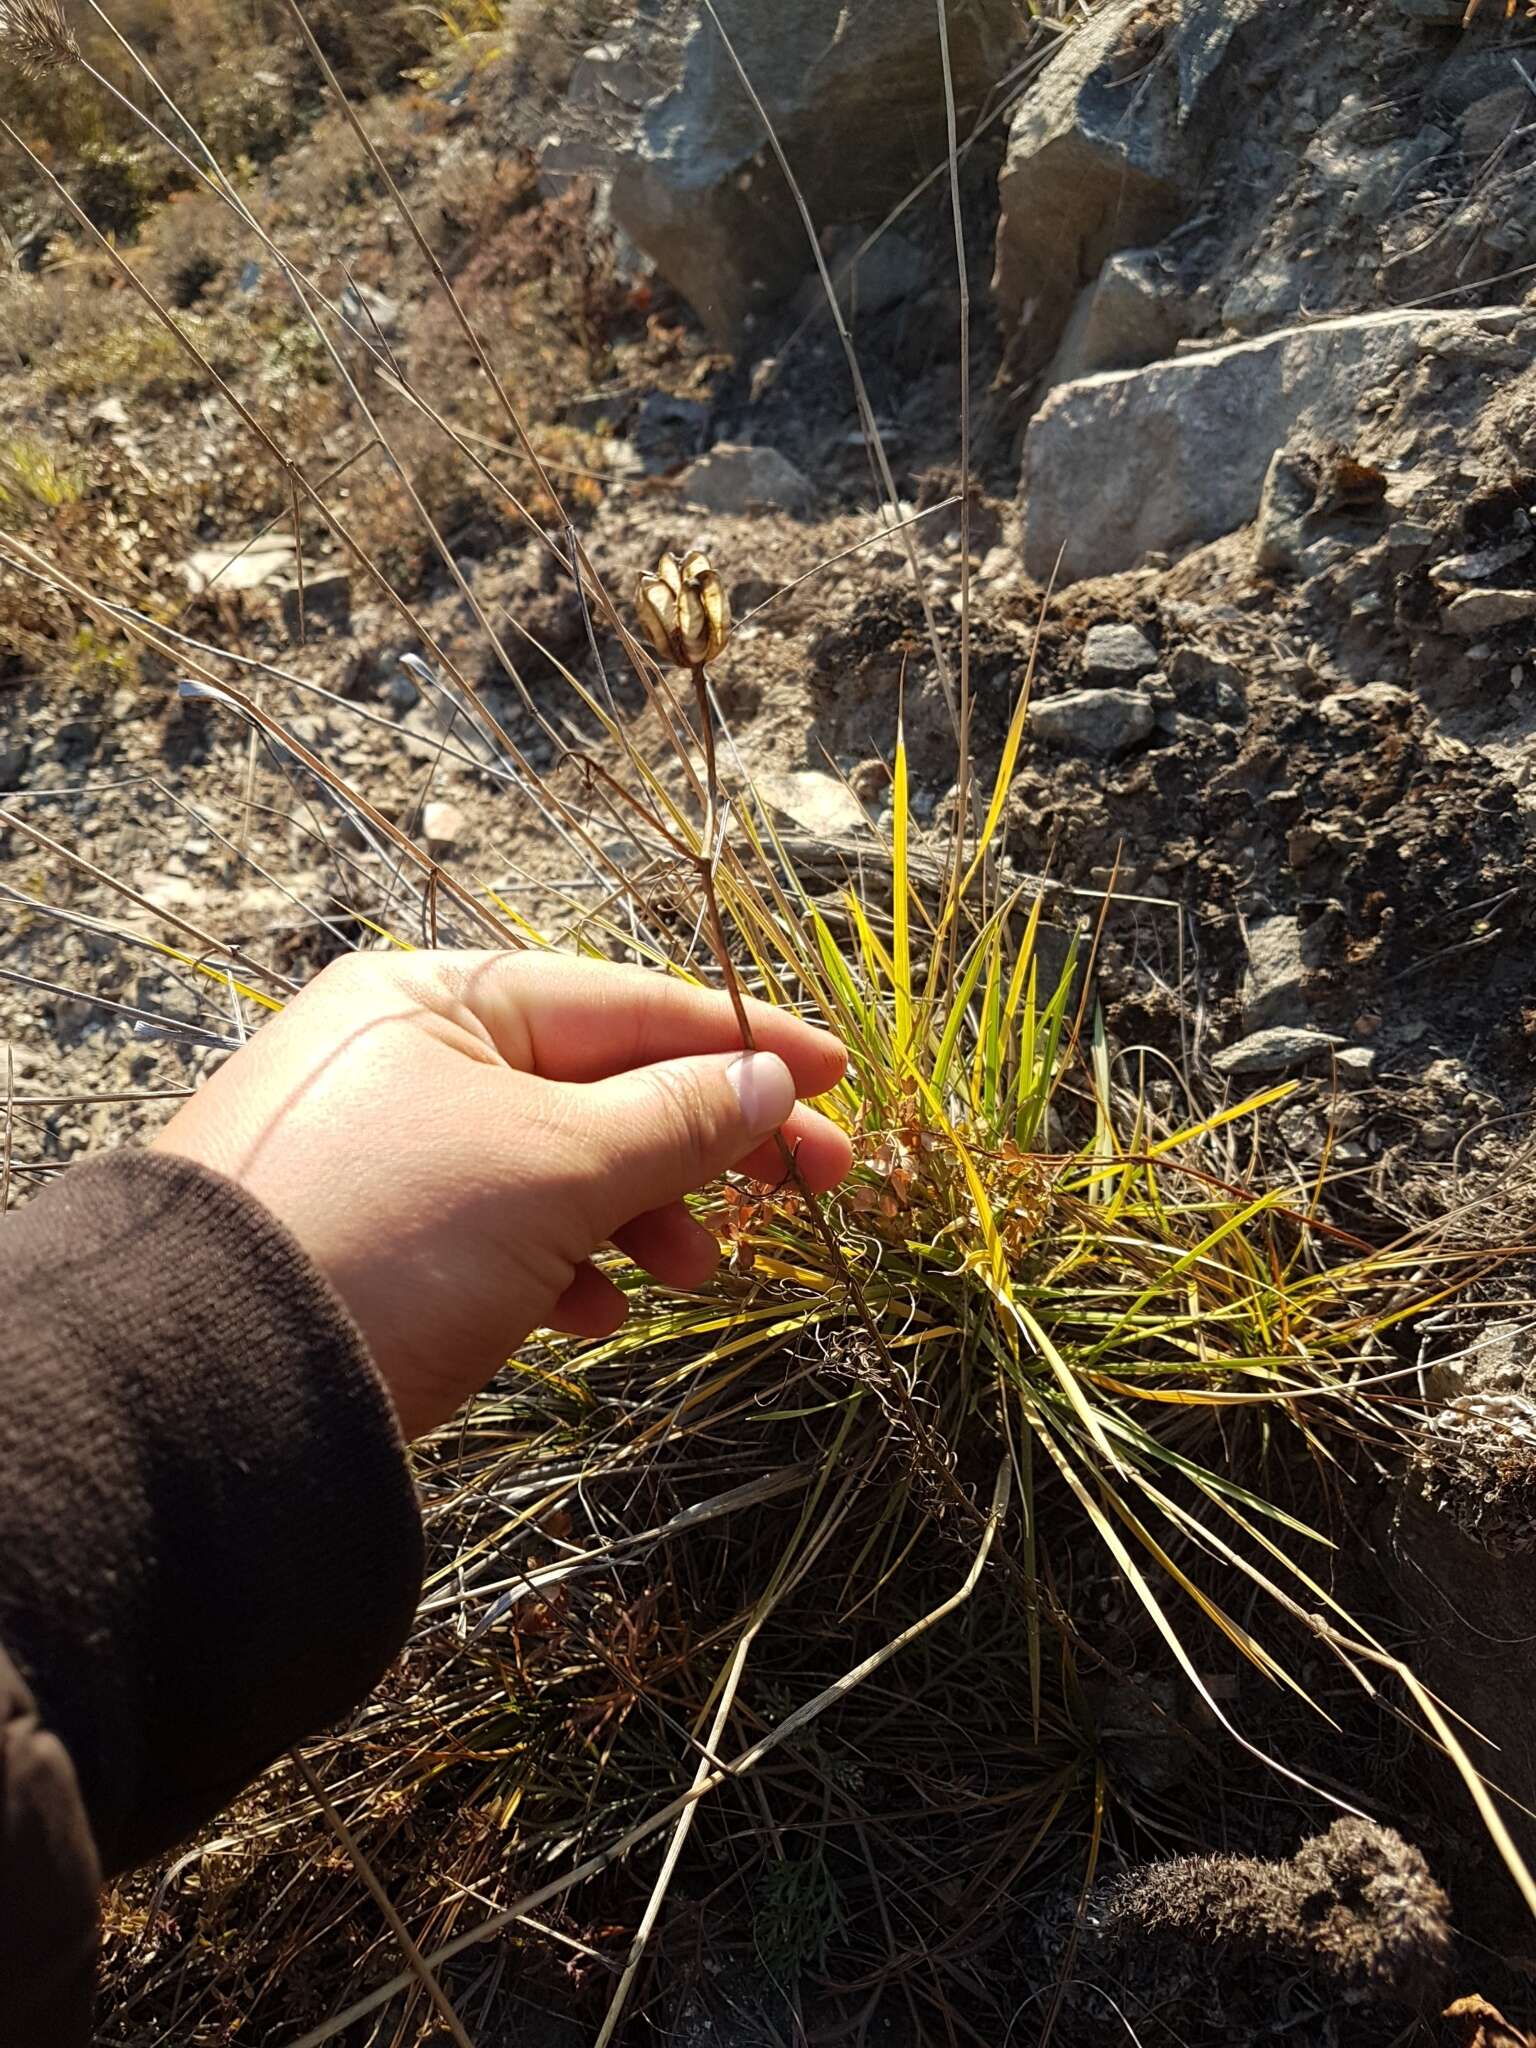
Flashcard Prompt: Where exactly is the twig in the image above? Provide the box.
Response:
[734,496,962,626]
[2,1090,195,1107]
[0,961,238,1050]
[2,1046,14,1217]
[289,472,306,650]
[593,1626,756,2048]
[290,1751,477,2048]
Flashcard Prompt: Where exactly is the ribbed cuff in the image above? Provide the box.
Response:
[0,1151,424,1874]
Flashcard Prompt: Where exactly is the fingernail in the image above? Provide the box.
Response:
[727,1051,796,1132]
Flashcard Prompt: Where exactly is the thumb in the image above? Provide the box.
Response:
[576,1049,797,1231]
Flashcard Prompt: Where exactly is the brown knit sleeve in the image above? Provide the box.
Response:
[0,1647,99,2048]
[0,1152,424,1945]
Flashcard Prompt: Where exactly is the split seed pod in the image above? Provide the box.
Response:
[634,549,732,668]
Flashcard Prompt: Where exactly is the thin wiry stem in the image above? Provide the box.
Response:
[0,961,237,1050]
[935,0,974,831]
[290,1752,476,2048]
[276,0,633,667]
[1,1046,14,1217]
[0,119,558,787]
[698,0,959,736]
[170,677,513,948]
[685,663,984,1524]
[285,1462,1013,2048]
[2,808,296,998]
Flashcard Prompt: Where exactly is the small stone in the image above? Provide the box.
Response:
[1222,247,1304,336]
[1241,916,1306,1032]
[1082,621,1158,682]
[181,536,296,595]
[1255,448,1317,576]
[138,872,207,918]
[758,769,868,837]
[1029,688,1155,756]
[1048,247,1194,384]
[1336,1046,1378,1084]
[563,386,635,433]
[678,444,813,516]
[849,758,892,802]
[1443,588,1536,635]
[339,279,400,337]
[1212,1026,1345,1078]
[632,392,710,473]
[1386,521,1436,558]
[978,544,1020,589]
[1460,84,1530,160]
[421,801,466,855]
[1423,1056,1470,1092]
[1433,538,1534,585]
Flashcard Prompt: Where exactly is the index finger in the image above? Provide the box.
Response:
[437,952,849,1097]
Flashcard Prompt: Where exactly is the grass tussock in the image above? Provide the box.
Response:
[93,677,1516,2039]
[3,2,1533,2041]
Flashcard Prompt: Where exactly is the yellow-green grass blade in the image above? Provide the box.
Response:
[891,723,913,1057]
[142,938,286,1013]
[932,908,1005,1096]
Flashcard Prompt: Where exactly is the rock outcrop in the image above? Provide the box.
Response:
[992,0,1262,383]
[544,0,1017,344]
[1020,307,1533,584]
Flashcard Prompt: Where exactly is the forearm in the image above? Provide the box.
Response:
[0,1152,423,1867]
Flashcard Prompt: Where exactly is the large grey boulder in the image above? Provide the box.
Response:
[1021,306,1531,584]
[993,0,1262,380]
[554,0,1017,344]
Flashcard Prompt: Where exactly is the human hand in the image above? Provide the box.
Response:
[152,950,852,1439]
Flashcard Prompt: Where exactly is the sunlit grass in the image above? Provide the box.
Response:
[0,432,81,516]
[3,0,1533,2036]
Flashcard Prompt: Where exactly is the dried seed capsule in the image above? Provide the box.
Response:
[634,549,732,668]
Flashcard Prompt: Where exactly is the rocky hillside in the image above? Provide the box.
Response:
[8,0,1536,2039]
